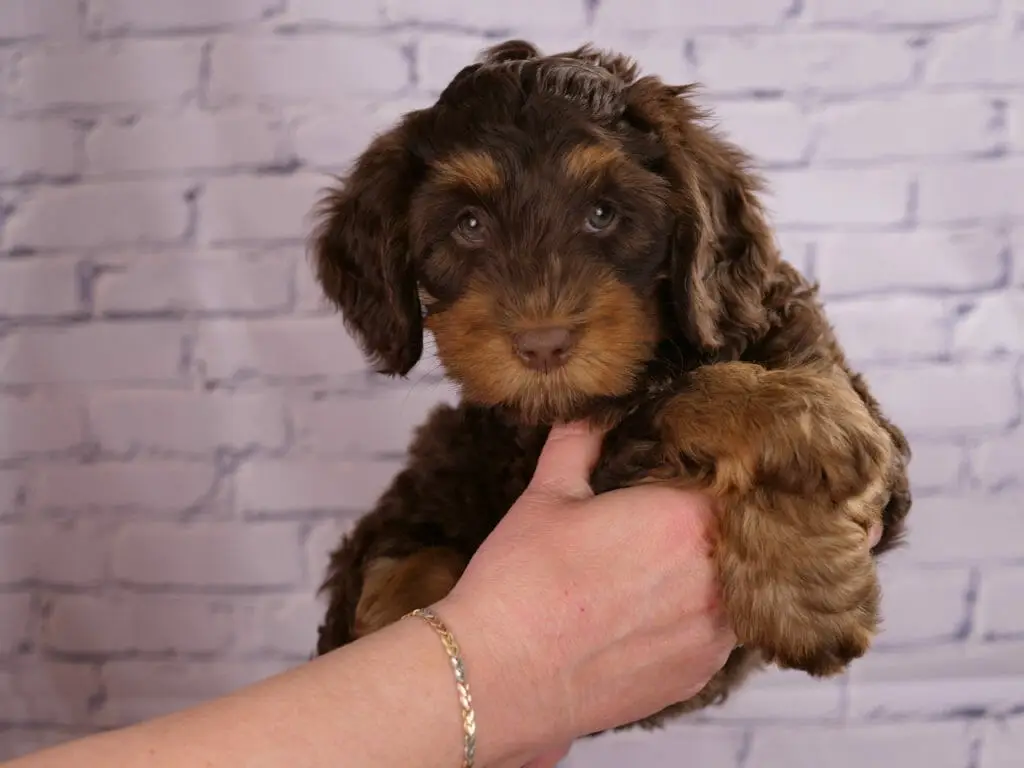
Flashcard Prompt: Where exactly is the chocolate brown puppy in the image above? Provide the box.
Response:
[309,40,912,730]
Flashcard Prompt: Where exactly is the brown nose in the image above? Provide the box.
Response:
[513,327,576,372]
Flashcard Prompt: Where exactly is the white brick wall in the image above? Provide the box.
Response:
[0,2,1020,765]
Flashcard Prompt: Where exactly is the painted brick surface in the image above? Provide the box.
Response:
[0,1,1020,764]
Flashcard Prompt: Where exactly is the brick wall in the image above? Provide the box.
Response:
[0,1,1021,765]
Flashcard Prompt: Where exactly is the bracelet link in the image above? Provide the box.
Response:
[405,607,477,768]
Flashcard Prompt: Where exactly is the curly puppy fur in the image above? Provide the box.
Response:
[310,40,912,730]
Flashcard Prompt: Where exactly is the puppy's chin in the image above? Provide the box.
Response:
[453,370,637,427]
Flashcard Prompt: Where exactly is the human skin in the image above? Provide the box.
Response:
[6,423,877,768]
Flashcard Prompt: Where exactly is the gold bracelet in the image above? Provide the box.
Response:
[405,607,477,768]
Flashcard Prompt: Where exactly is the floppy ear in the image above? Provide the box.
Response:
[625,78,778,357]
[310,120,424,376]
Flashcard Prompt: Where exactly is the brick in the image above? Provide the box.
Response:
[87,110,281,174]
[193,318,366,381]
[978,568,1024,639]
[816,229,1006,296]
[972,429,1024,490]
[87,0,281,33]
[0,523,107,586]
[809,0,998,25]
[953,291,1024,357]
[566,724,745,767]
[1015,228,1024,287]
[5,181,191,250]
[0,469,24,515]
[904,495,1024,564]
[0,730,79,761]
[848,643,1024,719]
[868,362,1018,436]
[30,461,216,513]
[711,100,811,164]
[748,722,971,768]
[0,395,83,459]
[907,441,965,494]
[0,594,33,656]
[417,34,496,93]
[984,716,1024,768]
[815,94,997,161]
[0,257,80,319]
[278,0,383,25]
[591,33,698,84]
[234,594,320,657]
[305,517,353,585]
[0,664,100,724]
[291,99,428,169]
[389,0,586,28]
[705,667,844,722]
[695,34,916,94]
[89,390,287,455]
[98,659,288,725]
[1011,97,1024,154]
[294,248,331,313]
[874,567,972,647]
[111,522,304,587]
[13,41,203,109]
[94,251,292,316]
[0,0,79,40]
[919,160,1024,223]
[42,594,234,654]
[291,386,457,456]
[235,459,399,516]
[0,118,78,181]
[775,233,813,276]
[201,174,322,243]
[927,29,1024,87]
[768,168,910,226]
[0,324,185,385]
[208,36,407,104]
[825,296,951,364]
[596,0,791,30]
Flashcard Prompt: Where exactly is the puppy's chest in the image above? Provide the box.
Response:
[589,409,670,494]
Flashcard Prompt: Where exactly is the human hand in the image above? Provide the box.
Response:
[436,421,737,766]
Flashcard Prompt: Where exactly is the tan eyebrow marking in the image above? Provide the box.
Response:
[431,151,502,194]
[562,143,625,180]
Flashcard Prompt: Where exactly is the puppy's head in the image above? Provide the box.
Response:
[312,40,778,424]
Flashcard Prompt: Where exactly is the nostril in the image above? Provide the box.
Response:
[513,327,576,371]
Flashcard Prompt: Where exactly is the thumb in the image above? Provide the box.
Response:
[527,421,606,500]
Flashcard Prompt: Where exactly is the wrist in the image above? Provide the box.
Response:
[434,594,568,765]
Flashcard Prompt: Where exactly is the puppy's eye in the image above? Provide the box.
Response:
[453,211,486,245]
[584,202,617,233]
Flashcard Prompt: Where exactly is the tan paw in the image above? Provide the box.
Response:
[353,547,467,638]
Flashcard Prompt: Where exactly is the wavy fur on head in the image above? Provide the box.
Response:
[310,40,912,731]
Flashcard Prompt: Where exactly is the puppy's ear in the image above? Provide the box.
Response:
[311,120,424,376]
[626,78,778,356]
[479,39,541,63]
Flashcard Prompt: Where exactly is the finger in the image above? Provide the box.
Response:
[527,420,606,500]
[868,521,883,549]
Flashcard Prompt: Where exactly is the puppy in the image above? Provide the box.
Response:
[309,40,912,729]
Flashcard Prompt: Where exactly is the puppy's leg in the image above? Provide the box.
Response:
[353,548,468,638]
[656,362,895,676]
[315,403,538,656]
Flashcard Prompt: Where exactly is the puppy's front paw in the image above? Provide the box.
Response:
[660,362,894,504]
[354,547,467,638]
[717,494,881,677]
[656,362,894,676]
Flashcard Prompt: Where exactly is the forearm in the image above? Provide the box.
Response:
[7,612,507,768]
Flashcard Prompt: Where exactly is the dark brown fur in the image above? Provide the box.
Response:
[309,40,912,730]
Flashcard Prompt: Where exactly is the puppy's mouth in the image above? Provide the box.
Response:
[425,278,660,424]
